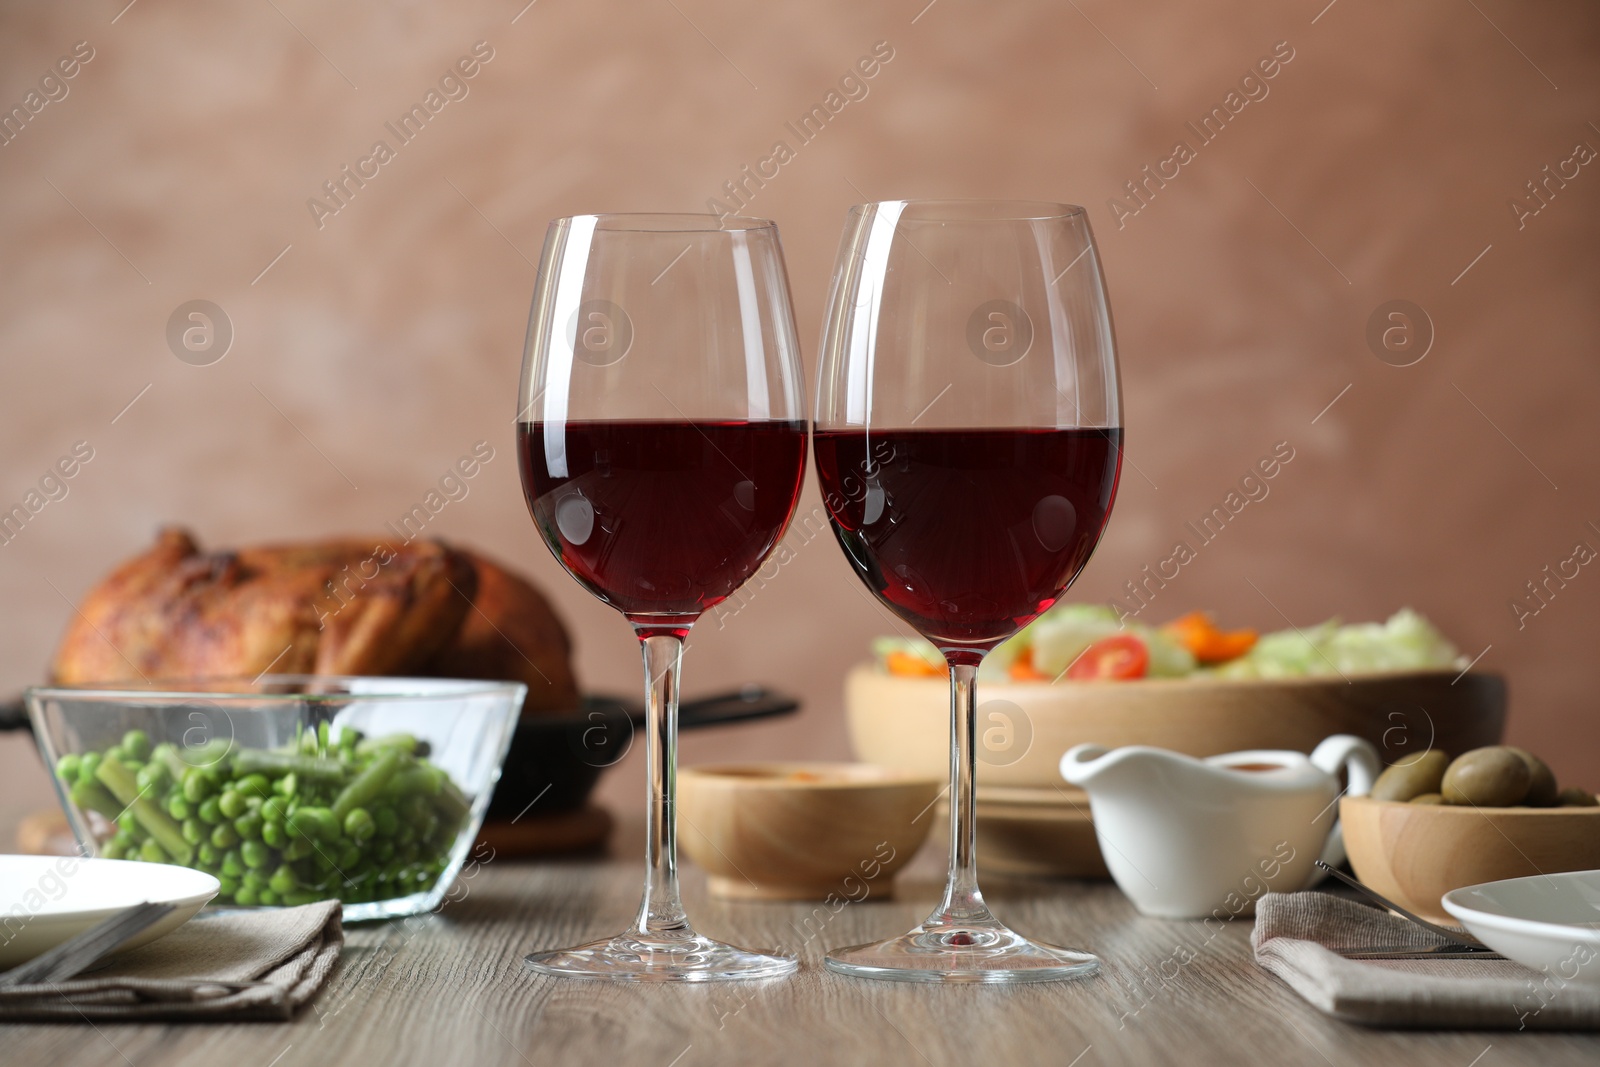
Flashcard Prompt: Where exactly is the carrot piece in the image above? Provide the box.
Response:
[1162,611,1257,664]
[886,650,945,677]
[1007,647,1050,682]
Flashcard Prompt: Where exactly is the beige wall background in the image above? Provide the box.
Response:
[1,0,1597,833]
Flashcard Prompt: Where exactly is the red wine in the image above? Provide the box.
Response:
[519,420,807,626]
[813,427,1122,652]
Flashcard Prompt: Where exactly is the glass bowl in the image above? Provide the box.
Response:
[25,675,524,921]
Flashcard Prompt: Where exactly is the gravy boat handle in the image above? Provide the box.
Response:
[1308,734,1381,876]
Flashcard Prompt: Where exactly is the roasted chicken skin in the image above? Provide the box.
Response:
[50,528,579,715]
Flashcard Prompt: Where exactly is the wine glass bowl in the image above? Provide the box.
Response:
[814,200,1123,982]
[516,213,806,981]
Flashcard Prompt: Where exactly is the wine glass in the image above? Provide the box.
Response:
[516,213,807,981]
[813,200,1123,982]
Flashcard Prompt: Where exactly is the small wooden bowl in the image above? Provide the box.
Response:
[1341,795,1600,923]
[677,763,941,901]
[847,665,1506,789]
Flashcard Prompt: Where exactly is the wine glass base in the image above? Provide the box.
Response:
[525,930,798,983]
[825,922,1099,985]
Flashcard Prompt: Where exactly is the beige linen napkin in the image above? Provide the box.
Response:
[1251,891,1600,1030]
[0,900,343,1021]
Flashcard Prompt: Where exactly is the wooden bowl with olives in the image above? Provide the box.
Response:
[1341,746,1600,923]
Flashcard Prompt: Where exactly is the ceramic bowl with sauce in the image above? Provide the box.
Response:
[676,762,941,901]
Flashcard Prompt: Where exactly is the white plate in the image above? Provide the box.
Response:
[1442,869,1600,984]
[0,855,218,968]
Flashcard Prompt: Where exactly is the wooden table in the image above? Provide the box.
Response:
[5,820,1598,1067]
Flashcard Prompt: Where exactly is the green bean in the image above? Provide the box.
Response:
[372,806,399,838]
[231,749,345,782]
[382,766,442,800]
[70,779,123,821]
[317,721,331,752]
[95,754,192,863]
[436,780,470,826]
[333,749,403,822]
[355,733,417,758]
[100,838,125,860]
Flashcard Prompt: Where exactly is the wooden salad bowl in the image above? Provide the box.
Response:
[846,664,1506,789]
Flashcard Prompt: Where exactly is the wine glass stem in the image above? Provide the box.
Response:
[935,660,993,926]
[633,629,692,939]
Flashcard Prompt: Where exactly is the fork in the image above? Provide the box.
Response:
[0,901,176,988]
[1313,861,1504,959]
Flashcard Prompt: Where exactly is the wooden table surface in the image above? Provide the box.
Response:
[4,819,1598,1067]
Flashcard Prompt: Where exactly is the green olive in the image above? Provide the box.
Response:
[1442,747,1532,807]
[1558,786,1599,808]
[1409,792,1445,805]
[1507,748,1560,807]
[1372,750,1450,802]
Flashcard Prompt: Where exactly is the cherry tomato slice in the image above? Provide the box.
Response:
[1067,633,1150,681]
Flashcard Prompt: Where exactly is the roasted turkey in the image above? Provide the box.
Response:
[49,527,579,716]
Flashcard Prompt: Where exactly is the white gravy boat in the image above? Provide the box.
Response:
[1060,735,1379,920]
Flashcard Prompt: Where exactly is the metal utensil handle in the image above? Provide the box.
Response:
[1313,859,1490,949]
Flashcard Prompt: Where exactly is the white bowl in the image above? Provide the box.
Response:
[0,854,218,968]
[1442,870,1600,984]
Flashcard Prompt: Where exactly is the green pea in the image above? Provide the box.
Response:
[234,885,259,907]
[217,790,246,819]
[139,838,167,863]
[285,889,324,907]
[182,818,205,846]
[197,841,219,866]
[289,806,338,842]
[242,869,268,890]
[111,830,136,852]
[56,753,82,782]
[241,839,271,869]
[135,761,168,793]
[258,888,280,907]
[336,843,361,871]
[259,796,289,824]
[121,729,152,762]
[198,797,223,824]
[218,876,239,899]
[116,811,139,835]
[277,772,298,797]
[237,773,272,800]
[343,808,376,843]
[284,838,314,861]
[262,820,287,849]
[167,795,192,821]
[100,838,125,860]
[317,721,331,752]
[374,840,395,863]
[221,849,244,877]
[76,751,102,785]
[234,812,264,840]
[211,823,239,849]
[182,768,215,804]
[268,864,298,895]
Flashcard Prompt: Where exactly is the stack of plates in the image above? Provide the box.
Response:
[941,786,1109,879]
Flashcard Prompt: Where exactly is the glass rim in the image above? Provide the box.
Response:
[24,674,527,704]
[551,212,777,234]
[847,199,1087,222]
